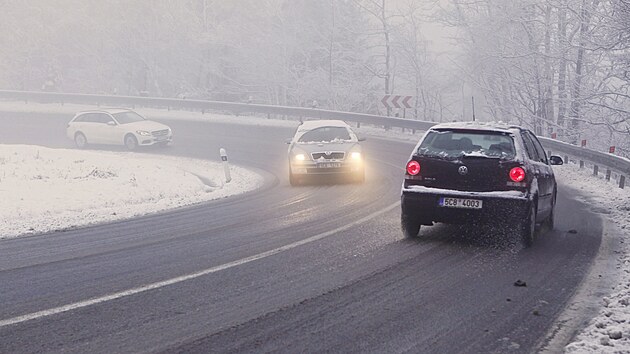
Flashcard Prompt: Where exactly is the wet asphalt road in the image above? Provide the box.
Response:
[0,112,604,353]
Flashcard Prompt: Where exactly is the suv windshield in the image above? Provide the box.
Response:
[418,130,515,160]
[298,126,351,143]
[113,111,146,124]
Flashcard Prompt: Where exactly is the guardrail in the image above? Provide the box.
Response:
[0,89,627,188]
[541,137,628,189]
[0,90,435,132]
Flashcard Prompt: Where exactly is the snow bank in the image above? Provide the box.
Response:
[555,163,630,353]
[0,144,263,239]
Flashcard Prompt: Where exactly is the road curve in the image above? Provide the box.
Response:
[0,112,604,353]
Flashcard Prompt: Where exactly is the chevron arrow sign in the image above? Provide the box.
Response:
[381,95,413,109]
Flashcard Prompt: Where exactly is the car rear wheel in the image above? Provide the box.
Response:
[544,193,556,231]
[74,132,87,149]
[521,203,537,247]
[401,213,421,238]
[124,134,138,151]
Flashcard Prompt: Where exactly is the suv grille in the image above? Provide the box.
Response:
[312,152,345,160]
[152,129,169,137]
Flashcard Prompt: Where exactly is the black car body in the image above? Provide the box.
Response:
[400,122,563,245]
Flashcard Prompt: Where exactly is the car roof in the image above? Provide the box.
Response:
[298,119,351,130]
[430,121,523,134]
[75,108,133,115]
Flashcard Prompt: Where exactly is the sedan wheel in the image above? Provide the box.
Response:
[401,213,421,238]
[74,133,87,149]
[521,203,537,247]
[544,193,556,231]
[289,169,300,186]
[124,135,138,151]
[355,169,366,184]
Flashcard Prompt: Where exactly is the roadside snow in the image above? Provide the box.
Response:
[0,144,263,239]
[555,163,630,353]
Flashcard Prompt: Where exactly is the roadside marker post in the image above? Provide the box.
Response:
[220,148,231,183]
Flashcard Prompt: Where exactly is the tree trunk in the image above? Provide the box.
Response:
[543,3,555,135]
[556,1,568,136]
[382,0,391,116]
[569,0,599,143]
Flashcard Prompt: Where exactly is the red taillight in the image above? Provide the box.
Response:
[406,160,421,176]
[509,167,526,182]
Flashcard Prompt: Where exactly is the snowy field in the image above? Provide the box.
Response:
[0,144,264,239]
[0,102,629,352]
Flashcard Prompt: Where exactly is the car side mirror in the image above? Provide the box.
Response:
[549,155,563,165]
[107,121,116,126]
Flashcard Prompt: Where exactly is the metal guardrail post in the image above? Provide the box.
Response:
[620,175,626,189]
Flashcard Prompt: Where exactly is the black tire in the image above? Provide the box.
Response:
[401,213,421,238]
[355,168,365,184]
[544,193,556,231]
[124,134,138,151]
[521,202,537,247]
[289,169,299,186]
[74,132,87,149]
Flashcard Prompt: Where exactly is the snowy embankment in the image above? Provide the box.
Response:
[0,144,263,239]
[555,163,630,353]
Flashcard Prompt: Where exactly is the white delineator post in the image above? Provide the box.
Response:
[220,148,231,183]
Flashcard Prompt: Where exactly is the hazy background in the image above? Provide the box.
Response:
[0,0,628,155]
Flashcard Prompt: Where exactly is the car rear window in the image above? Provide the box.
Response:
[417,130,516,160]
[297,126,351,143]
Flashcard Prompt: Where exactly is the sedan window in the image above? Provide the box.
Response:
[418,130,515,160]
[113,111,146,124]
[297,127,352,143]
[95,114,114,124]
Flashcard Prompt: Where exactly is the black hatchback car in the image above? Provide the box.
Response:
[400,122,563,246]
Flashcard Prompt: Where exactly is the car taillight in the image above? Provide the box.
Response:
[509,167,526,182]
[406,160,421,176]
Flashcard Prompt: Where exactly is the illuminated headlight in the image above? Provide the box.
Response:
[136,130,151,136]
[350,152,362,160]
[294,153,306,162]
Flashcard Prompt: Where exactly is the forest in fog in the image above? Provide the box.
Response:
[0,0,628,155]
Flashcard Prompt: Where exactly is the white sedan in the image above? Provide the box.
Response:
[66,108,172,150]
[286,119,365,185]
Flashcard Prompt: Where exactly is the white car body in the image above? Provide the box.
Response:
[287,119,365,185]
[66,108,172,150]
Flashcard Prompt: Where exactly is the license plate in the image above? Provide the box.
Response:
[439,197,483,209]
[317,162,341,168]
